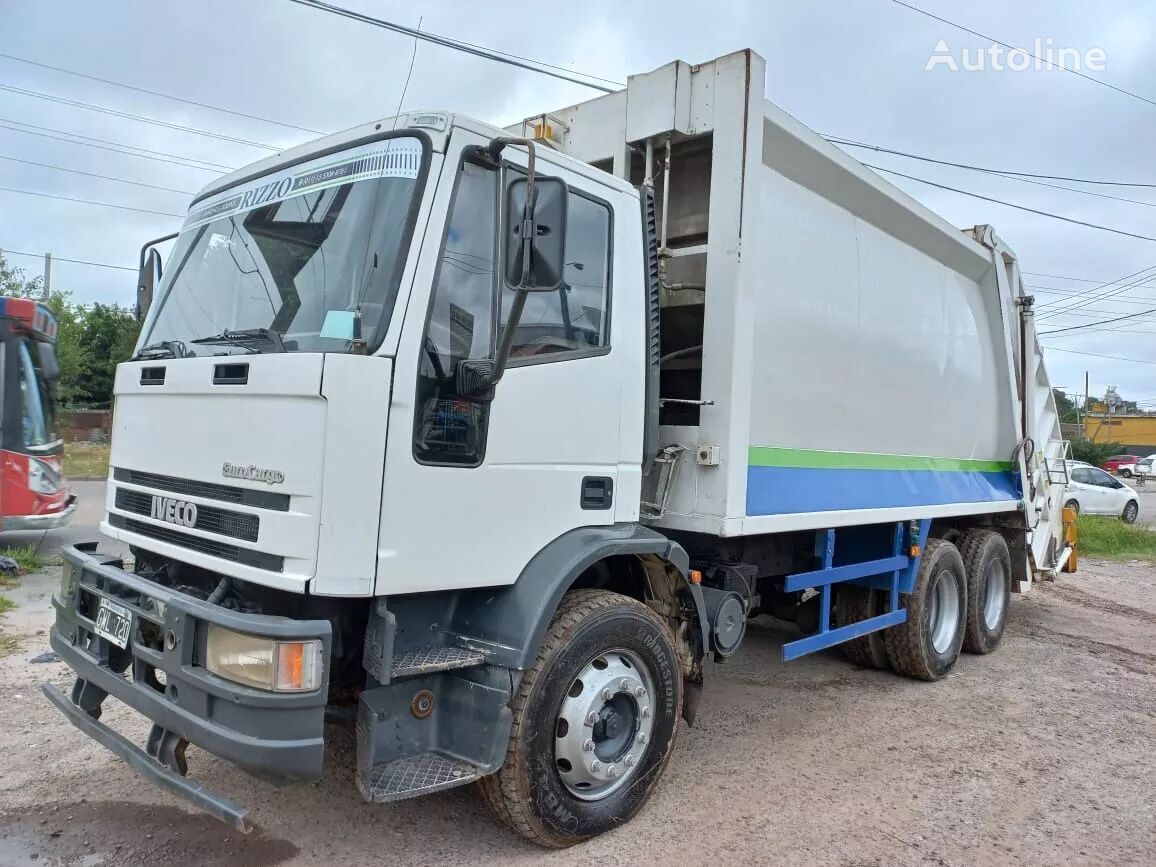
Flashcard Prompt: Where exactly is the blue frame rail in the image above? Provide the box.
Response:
[781,519,931,661]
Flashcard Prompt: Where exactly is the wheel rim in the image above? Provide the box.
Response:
[554,648,656,801]
[983,558,1008,631]
[1125,502,1138,522]
[927,569,961,654]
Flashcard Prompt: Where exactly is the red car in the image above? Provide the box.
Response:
[1102,454,1139,477]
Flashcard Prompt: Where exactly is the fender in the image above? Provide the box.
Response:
[449,523,709,670]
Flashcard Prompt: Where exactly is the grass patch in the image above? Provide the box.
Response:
[0,545,42,576]
[0,594,13,614]
[1076,515,1156,561]
[63,441,111,478]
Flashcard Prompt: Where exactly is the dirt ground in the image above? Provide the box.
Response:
[1,560,1154,866]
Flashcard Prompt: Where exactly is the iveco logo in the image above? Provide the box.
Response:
[222,462,285,485]
[150,496,197,528]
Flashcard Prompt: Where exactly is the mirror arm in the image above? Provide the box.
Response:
[480,136,539,388]
[139,232,178,273]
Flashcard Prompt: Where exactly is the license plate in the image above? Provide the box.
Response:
[94,598,132,649]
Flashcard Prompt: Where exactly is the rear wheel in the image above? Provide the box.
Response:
[959,530,1011,655]
[835,585,889,669]
[1064,499,1080,515]
[1121,468,1133,478]
[883,539,967,681]
[1122,500,1139,524]
[476,589,682,848]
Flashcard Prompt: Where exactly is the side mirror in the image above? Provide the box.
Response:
[504,176,568,292]
[137,247,163,323]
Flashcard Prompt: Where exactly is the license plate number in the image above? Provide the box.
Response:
[94,598,132,649]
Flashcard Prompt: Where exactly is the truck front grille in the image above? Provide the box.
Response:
[108,513,284,572]
[113,468,289,511]
[114,488,259,542]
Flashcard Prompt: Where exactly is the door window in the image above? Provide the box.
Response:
[1070,467,1094,485]
[413,161,498,466]
[500,191,611,361]
[1088,468,1123,489]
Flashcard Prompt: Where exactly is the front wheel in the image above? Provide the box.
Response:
[1064,499,1080,516]
[476,590,683,848]
[1122,500,1140,524]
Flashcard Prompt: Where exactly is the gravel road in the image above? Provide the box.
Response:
[1,559,1154,866]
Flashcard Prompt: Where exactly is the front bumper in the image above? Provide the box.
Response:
[46,544,332,819]
[1,494,77,531]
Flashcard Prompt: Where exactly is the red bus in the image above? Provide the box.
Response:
[0,296,75,531]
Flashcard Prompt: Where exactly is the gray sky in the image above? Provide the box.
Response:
[0,0,1153,405]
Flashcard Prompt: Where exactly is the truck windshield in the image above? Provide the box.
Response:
[142,136,425,355]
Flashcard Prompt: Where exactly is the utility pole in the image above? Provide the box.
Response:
[1083,370,1089,436]
[42,252,51,300]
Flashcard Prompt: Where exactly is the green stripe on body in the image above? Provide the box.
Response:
[748,447,1013,473]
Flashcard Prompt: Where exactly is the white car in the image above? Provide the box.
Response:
[1135,454,1156,478]
[1065,462,1140,523]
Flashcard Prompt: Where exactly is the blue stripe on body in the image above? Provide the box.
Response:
[746,466,1020,516]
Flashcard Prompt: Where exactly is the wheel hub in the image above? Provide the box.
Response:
[554,649,655,801]
[983,559,1007,631]
[928,568,961,654]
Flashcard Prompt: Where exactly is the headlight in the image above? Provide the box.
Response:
[28,458,61,494]
[205,625,323,692]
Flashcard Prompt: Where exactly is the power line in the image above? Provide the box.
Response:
[1,248,136,272]
[0,153,194,195]
[0,50,326,136]
[886,0,1156,110]
[1042,346,1156,366]
[1037,266,1156,318]
[0,117,234,172]
[1041,305,1156,336]
[0,83,285,152]
[863,163,1156,243]
[1027,270,1140,284]
[0,184,184,218]
[828,136,1156,190]
[1027,284,1156,307]
[286,0,619,93]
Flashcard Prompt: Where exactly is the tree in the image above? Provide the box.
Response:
[1053,389,1079,424]
[1069,438,1123,466]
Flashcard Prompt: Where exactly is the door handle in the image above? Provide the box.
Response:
[580,476,614,510]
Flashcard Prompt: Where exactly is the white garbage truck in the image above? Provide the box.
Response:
[45,49,1075,846]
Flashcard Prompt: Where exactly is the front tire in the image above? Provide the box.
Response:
[959,530,1011,655]
[477,589,683,848]
[884,539,967,681]
[1122,500,1140,524]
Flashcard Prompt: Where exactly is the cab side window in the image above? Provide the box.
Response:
[1070,467,1093,485]
[413,161,497,466]
[499,191,611,360]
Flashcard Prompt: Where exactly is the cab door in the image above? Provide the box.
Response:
[377,130,642,596]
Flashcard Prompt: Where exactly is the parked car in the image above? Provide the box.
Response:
[1134,454,1156,478]
[1102,454,1139,477]
[1065,462,1140,522]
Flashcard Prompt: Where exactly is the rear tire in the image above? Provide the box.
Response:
[476,589,682,848]
[835,585,889,669]
[1121,468,1133,478]
[883,539,967,681]
[1064,499,1080,515]
[959,530,1011,655]
[1122,500,1139,524]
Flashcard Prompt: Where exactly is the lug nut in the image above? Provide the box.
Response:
[586,711,599,725]
[590,761,602,773]
[583,739,595,752]
[620,678,630,690]
[638,733,649,745]
[607,766,618,779]
[641,707,651,719]
[634,686,646,698]
[601,688,614,701]
[624,755,636,768]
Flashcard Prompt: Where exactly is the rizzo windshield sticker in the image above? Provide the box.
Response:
[185,138,423,229]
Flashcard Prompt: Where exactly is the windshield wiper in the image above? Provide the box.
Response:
[189,328,286,354]
[131,340,188,361]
